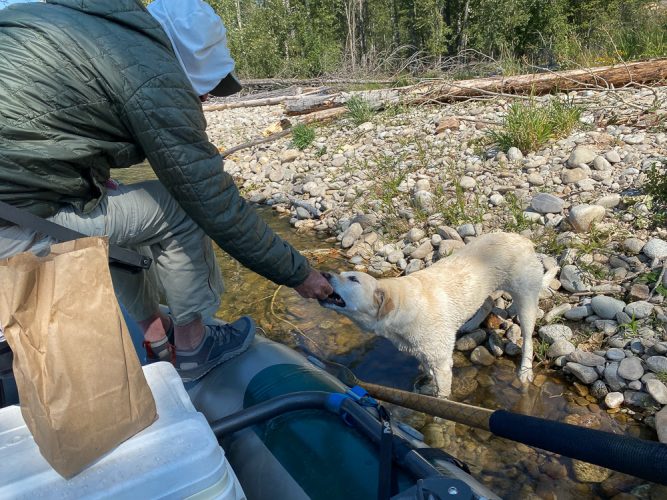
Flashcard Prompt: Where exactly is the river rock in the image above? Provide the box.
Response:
[568,146,597,167]
[657,406,667,444]
[471,346,496,366]
[564,362,599,384]
[646,379,667,404]
[591,296,626,320]
[604,362,626,392]
[560,265,590,293]
[341,222,363,248]
[457,223,476,238]
[567,349,606,367]
[562,168,588,184]
[456,329,487,351]
[547,339,575,358]
[606,348,626,361]
[624,301,653,319]
[564,305,593,320]
[543,303,571,322]
[405,259,423,275]
[590,379,608,399]
[592,156,612,171]
[605,150,621,163]
[459,176,476,190]
[437,225,463,241]
[406,228,426,242]
[623,390,656,407]
[642,238,667,260]
[507,147,523,161]
[595,194,621,208]
[568,204,606,233]
[413,191,435,214]
[572,461,611,483]
[605,392,624,408]
[280,149,300,163]
[539,324,574,344]
[618,357,644,380]
[646,355,667,373]
[530,193,564,214]
[410,241,433,259]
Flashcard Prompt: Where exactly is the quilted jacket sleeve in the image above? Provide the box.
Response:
[121,74,311,287]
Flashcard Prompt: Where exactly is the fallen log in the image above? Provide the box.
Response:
[203,87,328,112]
[284,59,667,115]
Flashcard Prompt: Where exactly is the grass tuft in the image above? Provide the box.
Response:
[488,97,582,153]
[290,124,316,150]
[346,96,376,125]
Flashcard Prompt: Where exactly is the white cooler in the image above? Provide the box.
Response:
[0,362,246,500]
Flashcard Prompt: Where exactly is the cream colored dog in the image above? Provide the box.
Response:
[320,232,554,397]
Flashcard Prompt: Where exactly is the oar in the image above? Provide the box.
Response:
[324,360,667,485]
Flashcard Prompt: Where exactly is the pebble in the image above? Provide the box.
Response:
[618,357,644,381]
[646,379,667,404]
[591,296,626,320]
[568,146,597,167]
[507,147,523,161]
[539,324,574,344]
[560,265,590,293]
[470,346,496,366]
[567,350,606,367]
[646,356,667,373]
[341,223,363,248]
[642,238,667,260]
[568,204,606,232]
[605,392,624,408]
[624,301,654,319]
[530,193,565,214]
[564,362,599,384]
[548,339,576,358]
[564,305,593,320]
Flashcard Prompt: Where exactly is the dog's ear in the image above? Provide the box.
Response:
[374,287,395,319]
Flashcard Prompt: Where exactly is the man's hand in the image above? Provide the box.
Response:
[294,269,333,300]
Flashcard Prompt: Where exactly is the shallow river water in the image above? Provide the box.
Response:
[113,166,660,499]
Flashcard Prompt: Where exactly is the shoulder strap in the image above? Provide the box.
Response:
[0,200,151,273]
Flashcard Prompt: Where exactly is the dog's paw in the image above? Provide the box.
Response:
[518,367,535,385]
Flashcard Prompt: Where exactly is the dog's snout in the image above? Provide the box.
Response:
[321,271,333,281]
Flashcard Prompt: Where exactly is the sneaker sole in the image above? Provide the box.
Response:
[177,318,256,383]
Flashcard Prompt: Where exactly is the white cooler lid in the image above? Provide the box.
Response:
[0,362,246,500]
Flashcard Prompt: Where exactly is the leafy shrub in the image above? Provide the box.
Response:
[290,124,316,150]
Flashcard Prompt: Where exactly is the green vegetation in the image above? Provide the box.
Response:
[639,164,667,227]
[619,314,641,338]
[502,192,535,232]
[177,0,667,79]
[637,270,667,298]
[488,98,582,153]
[345,96,375,125]
[657,372,667,385]
[290,124,316,150]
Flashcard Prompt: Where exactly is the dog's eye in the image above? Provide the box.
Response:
[348,276,359,283]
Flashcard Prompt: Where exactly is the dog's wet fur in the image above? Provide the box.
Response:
[320,232,555,397]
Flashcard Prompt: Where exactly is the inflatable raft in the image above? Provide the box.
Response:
[0,308,501,500]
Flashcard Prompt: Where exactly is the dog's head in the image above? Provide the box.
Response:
[318,271,395,331]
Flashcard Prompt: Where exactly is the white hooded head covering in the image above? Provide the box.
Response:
[147,0,236,96]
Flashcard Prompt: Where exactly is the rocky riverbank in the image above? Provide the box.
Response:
[205,86,667,445]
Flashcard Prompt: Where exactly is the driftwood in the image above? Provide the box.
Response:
[285,59,667,115]
[203,87,328,112]
[241,77,395,89]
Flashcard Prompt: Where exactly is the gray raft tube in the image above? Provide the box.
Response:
[129,306,501,500]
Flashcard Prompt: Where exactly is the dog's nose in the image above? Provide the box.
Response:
[321,271,333,281]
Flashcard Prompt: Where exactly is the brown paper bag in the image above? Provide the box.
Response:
[0,237,157,478]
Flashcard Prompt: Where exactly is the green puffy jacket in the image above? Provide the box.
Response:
[0,0,310,287]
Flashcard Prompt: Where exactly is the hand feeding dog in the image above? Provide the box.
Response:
[319,232,556,398]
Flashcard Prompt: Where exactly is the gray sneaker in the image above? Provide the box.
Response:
[175,316,256,382]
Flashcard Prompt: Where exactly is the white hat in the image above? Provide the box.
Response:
[147,0,238,96]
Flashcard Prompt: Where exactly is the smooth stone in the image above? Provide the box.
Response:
[646,379,667,404]
[606,348,626,361]
[459,176,476,190]
[547,339,575,358]
[539,324,574,344]
[618,357,644,381]
[406,228,426,242]
[410,241,433,260]
[530,193,565,214]
[624,301,654,319]
[405,259,424,275]
[605,150,621,163]
[568,204,606,233]
[604,362,626,392]
[567,350,606,367]
[527,173,545,186]
[623,390,656,407]
[507,147,523,161]
[341,223,363,248]
[457,223,476,238]
[605,392,624,409]
[564,362,599,384]
[456,329,487,351]
[560,265,591,293]
[592,156,612,171]
[646,356,667,373]
[595,194,620,208]
[643,238,667,260]
[564,305,593,320]
[591,296,626,320]
[280,149,300,163]
[568,146,597,167]
[562,168,588,184]
[623,238,646,255]
[470,346,496,366]
[590,379,608,399]
[460,298,493,333]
